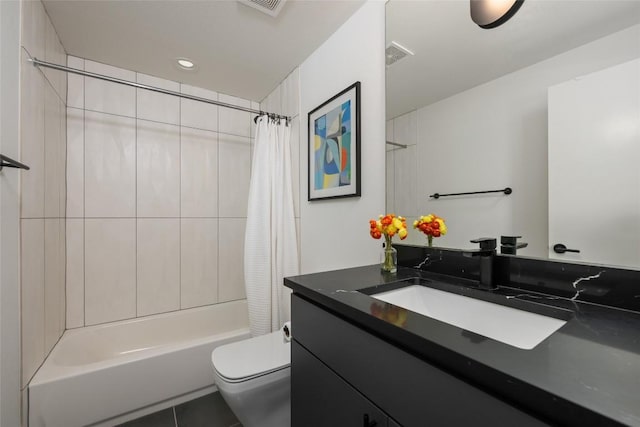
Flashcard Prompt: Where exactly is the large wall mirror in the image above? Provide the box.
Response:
[385,0,640,269]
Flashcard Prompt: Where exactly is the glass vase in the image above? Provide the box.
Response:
[381,243,397,273]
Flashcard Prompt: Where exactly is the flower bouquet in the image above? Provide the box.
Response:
[369,214,408,273]
[413,214,447,247]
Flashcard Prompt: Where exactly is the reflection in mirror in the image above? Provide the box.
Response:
[385,0,640,269]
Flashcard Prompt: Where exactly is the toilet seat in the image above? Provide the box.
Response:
[212,330,290,383]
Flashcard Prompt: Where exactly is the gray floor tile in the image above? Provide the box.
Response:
[116,407,176,427]
[175,392,240,427]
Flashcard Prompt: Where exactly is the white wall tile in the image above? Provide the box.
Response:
[281,68,300,118]
[386,150,395,214]
[85,60,136,117]
[66,108,84,217]
[43,15,66,102]
[137,120,180,217]
[66,219,84,328]
[219,93,250,137]
[386,119,394,151]
[20,52,45,218]
[85,219,136,325]
[59,102,67,218]
[393,110,417,146]
[394,144,418,218]
[21,219,45,386]
[44,218,64,353]
[181,218,218,309]
[250,101,259,139]
[180,84,218,131]
[44,84,60,218]
[137,219,180,316]
[261,86,282,117]
[21,0,45,60]
[67,56,84,109]
[84,111,136,217]
[218,134,251,217]
[181,127,218,217]
[218,218,246,302]
[137,73,180,125]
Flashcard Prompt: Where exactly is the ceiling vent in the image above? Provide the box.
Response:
[386,41,415,67]
[238,0,287,17]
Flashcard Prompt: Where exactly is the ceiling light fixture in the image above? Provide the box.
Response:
[176,58,196,70]
[470,0,524,29]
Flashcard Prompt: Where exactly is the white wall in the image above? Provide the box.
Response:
[1,1,23,424]
[387,24,640,258]
[65,57,258,328]
[299,1,386,274]
[19,0,67,391]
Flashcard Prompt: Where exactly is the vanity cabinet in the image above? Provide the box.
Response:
[291,294,549,427]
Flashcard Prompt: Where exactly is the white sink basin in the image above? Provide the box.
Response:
[372,285,567,350]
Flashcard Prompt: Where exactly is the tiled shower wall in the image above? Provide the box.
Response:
[66,57,257,328]
[20,0,68,386]
[385,110,418,221]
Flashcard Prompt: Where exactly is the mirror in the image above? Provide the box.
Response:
[385,0,640,269]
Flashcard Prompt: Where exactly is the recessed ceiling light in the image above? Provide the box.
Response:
[176,58,196,70]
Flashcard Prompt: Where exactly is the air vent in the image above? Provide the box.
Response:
[238,0,287,17]
[386,41,414,67]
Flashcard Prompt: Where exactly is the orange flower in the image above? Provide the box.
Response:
[369,214,408,243]
[413,214,447,246]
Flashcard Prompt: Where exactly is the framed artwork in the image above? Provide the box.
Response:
[308,81,361,201]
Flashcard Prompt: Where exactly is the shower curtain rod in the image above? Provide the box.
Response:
[29,57,291,122]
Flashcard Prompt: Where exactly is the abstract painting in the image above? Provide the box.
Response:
[308,82,361,201]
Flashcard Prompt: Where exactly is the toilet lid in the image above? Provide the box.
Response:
[212,330,291,382]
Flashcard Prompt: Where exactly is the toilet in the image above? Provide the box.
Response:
[211,330,291,427]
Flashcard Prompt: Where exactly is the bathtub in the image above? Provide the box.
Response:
[29,300,250,427]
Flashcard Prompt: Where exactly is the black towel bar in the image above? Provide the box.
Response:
[430,187,511,199]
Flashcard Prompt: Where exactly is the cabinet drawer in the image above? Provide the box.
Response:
[292,294,548,427]
[292,341,390,427]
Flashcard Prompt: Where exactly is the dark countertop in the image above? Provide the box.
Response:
[284,265,640,426]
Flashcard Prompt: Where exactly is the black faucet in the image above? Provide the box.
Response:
[500,235,528,255]
[462,238,498,290]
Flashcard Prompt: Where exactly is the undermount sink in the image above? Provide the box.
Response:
[371,285,567,350]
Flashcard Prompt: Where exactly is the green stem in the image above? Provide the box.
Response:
[382,235,396,272]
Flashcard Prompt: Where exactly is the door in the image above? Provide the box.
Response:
[548,59,640,268]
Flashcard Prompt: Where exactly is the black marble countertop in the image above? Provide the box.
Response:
[284,265,640,427]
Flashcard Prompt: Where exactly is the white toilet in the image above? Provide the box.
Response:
[211,330,291,427]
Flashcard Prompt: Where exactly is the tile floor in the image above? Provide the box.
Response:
[117,392,241,427]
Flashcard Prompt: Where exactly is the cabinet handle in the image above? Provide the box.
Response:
[363,413,377,427]
[553,243,580,254]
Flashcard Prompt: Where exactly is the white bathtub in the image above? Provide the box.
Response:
[29,300,250,427]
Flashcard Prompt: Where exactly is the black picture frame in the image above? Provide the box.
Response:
[307,81,361,201]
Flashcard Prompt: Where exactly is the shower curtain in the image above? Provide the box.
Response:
[244,116,299,336]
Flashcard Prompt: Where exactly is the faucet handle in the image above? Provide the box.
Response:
[500,235,528,254]
[470,238,497,251]
[500,235,522,245]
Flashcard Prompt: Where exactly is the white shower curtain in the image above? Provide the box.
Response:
[244,116,299,337]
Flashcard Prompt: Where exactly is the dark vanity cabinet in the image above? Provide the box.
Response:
[291,294,548,427]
